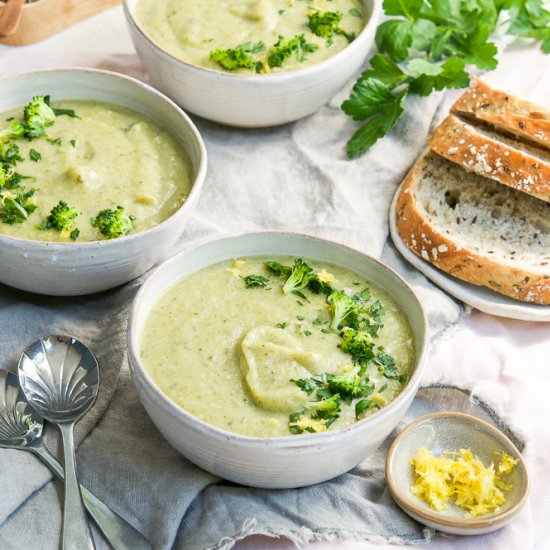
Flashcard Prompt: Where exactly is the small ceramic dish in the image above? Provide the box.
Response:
[386,412,529,535]
[389,181,550,322]
[123,0,381,127]
[128,231,430,489]
[0,68,206,296]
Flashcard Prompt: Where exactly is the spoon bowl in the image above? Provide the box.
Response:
[18,335,100,550]
[18,336,99,423]
[0,370,42,448]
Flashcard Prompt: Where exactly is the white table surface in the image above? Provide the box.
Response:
[1,6,549,550]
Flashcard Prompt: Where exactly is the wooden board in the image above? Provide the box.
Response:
[0,0,121,46]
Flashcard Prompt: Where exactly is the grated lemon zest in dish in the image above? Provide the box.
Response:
[410,448,517,517]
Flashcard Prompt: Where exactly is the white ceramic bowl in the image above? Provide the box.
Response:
[128,232,430,488]
[0,69,206,296]
[123,0,381,127]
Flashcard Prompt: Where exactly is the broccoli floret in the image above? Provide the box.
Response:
[292,369,374,404]
[37,200,78,231]
[306,394,341,421]
[324,368,375,402]
[210,41,265,71]
[24,96,56,138]
[0,120,26,142]
[308,11,356,44]
[268,34,318,68]
[90,206,135,239]
[338,327,375,371]
[328,290,364,330]
[265,260,292,277]
[288,394,342,433]
[282,258,317,294]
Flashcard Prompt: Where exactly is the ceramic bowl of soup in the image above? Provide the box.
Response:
[128,232,430,488]
[0,69,206,296]
[123,0,381,127]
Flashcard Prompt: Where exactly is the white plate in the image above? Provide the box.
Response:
[389,182,550,322]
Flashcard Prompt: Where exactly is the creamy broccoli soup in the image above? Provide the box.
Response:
[135,0,365,73]
[0,97,193,242]
[140,256,415,438]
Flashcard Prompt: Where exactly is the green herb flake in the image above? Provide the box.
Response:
[29,149,41,162]
[276,322,288,329]
[241,274,271,289]
[70,139,77,148]
[349,7,361,18]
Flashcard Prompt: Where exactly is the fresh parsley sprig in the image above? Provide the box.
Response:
[342,0,549,159]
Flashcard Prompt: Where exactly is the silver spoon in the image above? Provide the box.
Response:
[18,335,99,550]
[0,370,152,550]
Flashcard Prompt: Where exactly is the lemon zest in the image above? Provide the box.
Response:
[410,447,517,517]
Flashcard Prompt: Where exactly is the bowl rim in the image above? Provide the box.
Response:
[128,229,430,448]
[123,0,382,81]
[385,411,530,529]
[0,67,207,249]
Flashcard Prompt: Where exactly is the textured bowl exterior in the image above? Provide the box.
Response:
[128,232,430,488]
[0,69,207,296]
[123,0,380,127]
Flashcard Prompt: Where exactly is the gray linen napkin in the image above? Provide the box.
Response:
[0,53,472,549]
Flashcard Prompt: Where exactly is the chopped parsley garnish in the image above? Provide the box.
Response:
[275,322,288,329]
[29,149,41,162]
[70,139,77,148]
[241,274,271,288]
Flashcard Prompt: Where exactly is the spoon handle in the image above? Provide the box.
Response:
[59,422,96,550]
[31,443,152,550]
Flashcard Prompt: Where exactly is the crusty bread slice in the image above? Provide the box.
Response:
[396,152,550,304]
[429,115,550,203]
[451,78,550,151]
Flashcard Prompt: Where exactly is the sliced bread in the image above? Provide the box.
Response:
[396,152,550,304]
[429,115,550,203]
[451,78,550,151]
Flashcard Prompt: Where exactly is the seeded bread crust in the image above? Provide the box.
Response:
[451,78,550,151]
[429,115,550,203]
[396,153,550,305]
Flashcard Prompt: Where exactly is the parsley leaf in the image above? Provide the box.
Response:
[241,274,271,288]
[341,0,548,158]
[345,87,407,159]
[29,149,41,162]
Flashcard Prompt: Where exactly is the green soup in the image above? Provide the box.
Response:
[140,256,415,438]
[135,0,366,73]
[0,99,193,242]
